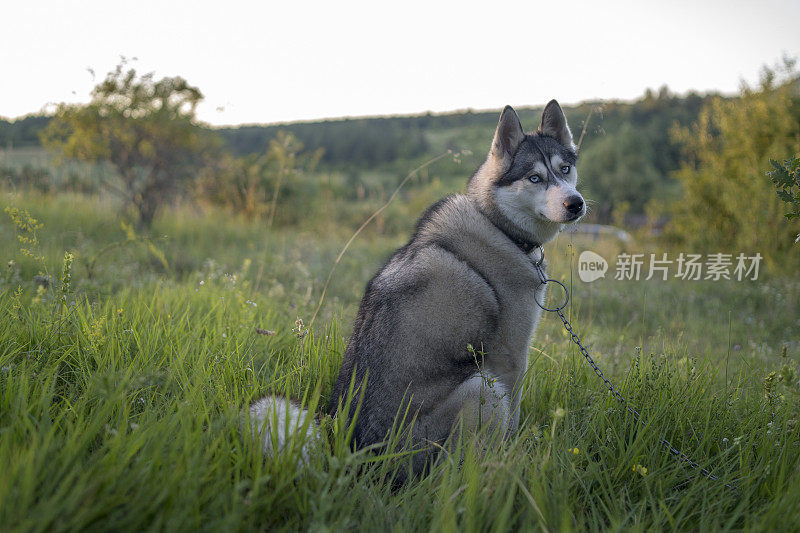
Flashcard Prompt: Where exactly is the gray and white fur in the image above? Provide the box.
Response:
[251,101,585,476]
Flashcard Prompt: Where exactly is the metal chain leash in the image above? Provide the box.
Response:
[531,246,736,492]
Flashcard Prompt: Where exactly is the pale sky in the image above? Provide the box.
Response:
[2,0,799,126]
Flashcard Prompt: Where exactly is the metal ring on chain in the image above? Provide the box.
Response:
[533,277,570,312]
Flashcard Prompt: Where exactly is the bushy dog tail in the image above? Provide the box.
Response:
[249,395,319,460]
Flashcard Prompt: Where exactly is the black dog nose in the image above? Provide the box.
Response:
[564,195,584,215]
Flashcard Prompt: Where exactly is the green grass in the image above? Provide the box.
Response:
[1,190,799,531]
[0,147,113,191]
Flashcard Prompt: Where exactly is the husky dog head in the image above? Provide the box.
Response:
[468,100,584,246]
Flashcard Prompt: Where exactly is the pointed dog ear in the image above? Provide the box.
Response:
[538,100,575,150]
[491,105,525,160]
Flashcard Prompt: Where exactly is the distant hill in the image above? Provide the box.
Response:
[0,115,51,148]
[1,88,719,219]
[216,88,715,217]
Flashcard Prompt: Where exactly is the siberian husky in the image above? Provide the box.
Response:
[251,100,585,477]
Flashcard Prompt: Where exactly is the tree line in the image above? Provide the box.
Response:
[2,87,712,224]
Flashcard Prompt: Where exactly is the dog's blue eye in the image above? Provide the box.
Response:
[528,174,541,183]
[561,165,571,174]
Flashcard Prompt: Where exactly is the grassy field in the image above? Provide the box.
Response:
[1,189,799,531]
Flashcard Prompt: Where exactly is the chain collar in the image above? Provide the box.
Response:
[486,216,540,255]
[508,234,540,255]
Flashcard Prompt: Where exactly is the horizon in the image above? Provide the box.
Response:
[1,83,730,129]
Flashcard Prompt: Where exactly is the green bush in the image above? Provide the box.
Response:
[663,61,800,271]
[768,156,800,244]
